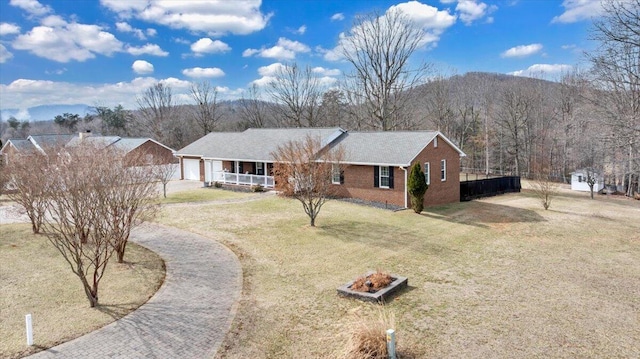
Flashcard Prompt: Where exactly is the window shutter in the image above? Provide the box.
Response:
[340,171,345,184]
[388,167,394,189]
[374,166,379,187]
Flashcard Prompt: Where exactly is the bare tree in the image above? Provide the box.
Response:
[41,144,159,306]
[319,89,347,127]
[6,150,51,233]
[341,9,430,131]
[239,84,271,129]
[154,160,177,198]
[137,82,174,145]
[588,0,640,197]
[271,135,345,226]
[497,82,533,176]
[268,63,323,127]
[530,173,559,210]
[190,81,223,135]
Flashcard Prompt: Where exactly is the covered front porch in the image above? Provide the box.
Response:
[204,159,274,188]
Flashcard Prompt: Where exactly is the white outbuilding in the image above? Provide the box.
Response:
[570,169,604,192]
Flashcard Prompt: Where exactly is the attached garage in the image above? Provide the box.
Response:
[182,158,201,180]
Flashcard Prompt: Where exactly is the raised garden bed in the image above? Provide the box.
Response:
[337,271,408,303]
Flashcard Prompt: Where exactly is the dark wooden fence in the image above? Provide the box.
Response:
[460,176,521,201]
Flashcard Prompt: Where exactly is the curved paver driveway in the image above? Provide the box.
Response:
[29,223,242,359]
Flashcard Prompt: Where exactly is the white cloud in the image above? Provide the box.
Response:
[100,0,272,35]
[0,44,14,63]
[182,67,225,78]
[257,62,287,77]
[509,64,573,77]
[146,28,157,37]
[331,13,345,21]
[390,1,457,30]
[190,38,231,55]
[126,43,169,56]
[10,0,52,16]
[325,1,456,61]
[295,25,306,35]
[0,76,194,110]
[317,76,338,87]
[13,22,124,62]
[552,0,604,23]
[132,60,154,74]
[243,37,310,60]
[115,21,147,40]
[501,43,543,58]
[312,67,341,77]
[456,1,496,25]
[0,23,21,36]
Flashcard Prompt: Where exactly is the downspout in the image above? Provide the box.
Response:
[400,166,408,209]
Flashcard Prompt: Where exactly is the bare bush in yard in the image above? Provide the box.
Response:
[530,174,559,210]
[271,135,344,227]
[6,151,52,233]
[153,161,177,198]
[343,305,396,359]
[42,144,159,307]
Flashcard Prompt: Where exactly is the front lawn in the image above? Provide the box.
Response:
[0,224,166,359]
[161,187,255,204]
[157,190,640,358]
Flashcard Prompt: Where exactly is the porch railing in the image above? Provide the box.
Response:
[213,171,274,188]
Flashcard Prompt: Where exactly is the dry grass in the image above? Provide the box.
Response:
[0,224,165,359]
[342,305,395,359]
[161,187,253,204]
[157,185,640,358]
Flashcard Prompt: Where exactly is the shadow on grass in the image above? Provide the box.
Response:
[422,201,547,228]
[320,221,450,255]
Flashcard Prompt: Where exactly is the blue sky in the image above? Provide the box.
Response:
[0,0,603,119]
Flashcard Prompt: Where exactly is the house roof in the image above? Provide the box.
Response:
[177,127,346,162]
[66,135,120,148]
[28,134,76,149]
[1,139,36,152]
[111,138,175,153]
[336,131,465,166]
[176,128,466,165]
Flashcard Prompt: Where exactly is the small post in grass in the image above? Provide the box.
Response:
[386,328,396,359]
[26,314,33,346]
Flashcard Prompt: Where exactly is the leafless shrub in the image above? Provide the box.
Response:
[41,144,159,307]
[530,174,559,210]
[6,150,52,233]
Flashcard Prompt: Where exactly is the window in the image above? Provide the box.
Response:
[374,166,393,188]
[256,162,264,175]
[380,166,390,188]
[440,159,446,181]
[434,136,438,148]
[424,162,430,185]
[578,175,583,183]
[332,164,341,184]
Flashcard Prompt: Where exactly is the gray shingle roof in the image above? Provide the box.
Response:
[28,134,76,149]
[66,136,121,148]
[11,139,36,151]
[177,128,466,165]
[337,131,440,166]
[177,128,346,161]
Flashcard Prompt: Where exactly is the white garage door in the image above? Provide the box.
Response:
[183,158,201,180]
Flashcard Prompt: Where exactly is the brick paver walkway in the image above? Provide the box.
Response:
[29,223,242,359]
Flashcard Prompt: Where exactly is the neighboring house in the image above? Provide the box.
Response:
[570,169,605,192]
[0,132,176,166]
[176,127,466,208]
